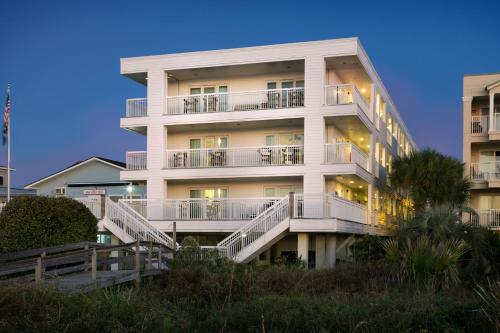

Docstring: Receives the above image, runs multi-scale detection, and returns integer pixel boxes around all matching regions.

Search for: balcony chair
[183,97,200,113]
[209,150,226,167]
[173,152,188,167]
[259,147,272,165]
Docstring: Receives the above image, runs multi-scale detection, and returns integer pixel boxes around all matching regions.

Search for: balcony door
[190,188,228,219]
[267,80,304,107]
[479,150,500,179]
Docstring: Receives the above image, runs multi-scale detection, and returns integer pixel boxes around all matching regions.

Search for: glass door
[281,81,294,107]
[218,86,228,112]
[203,87,216,112]
[190,139,201,167]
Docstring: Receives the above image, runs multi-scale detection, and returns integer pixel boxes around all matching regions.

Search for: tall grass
[0,263,492,332]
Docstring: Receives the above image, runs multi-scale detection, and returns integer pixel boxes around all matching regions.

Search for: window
[265,132,303,146]
[190,188,228,199]
[55,187,66,196]
[0,176,3,186]
[264,186,302,197]
[97,233,112,245]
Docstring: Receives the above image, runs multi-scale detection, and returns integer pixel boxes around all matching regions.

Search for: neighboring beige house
[98,38,417,268]
[463,72,500,230]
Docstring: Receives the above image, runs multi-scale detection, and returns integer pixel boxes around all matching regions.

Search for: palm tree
[389,148,470,213]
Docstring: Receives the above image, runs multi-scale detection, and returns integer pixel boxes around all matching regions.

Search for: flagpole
[7,84,10,202]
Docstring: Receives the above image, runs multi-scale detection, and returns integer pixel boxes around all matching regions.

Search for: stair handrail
[217,195,289,258]
[106,198,177,250]
[116,199,177,249]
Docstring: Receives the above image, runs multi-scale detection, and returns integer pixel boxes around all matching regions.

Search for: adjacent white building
[105,38,416,267]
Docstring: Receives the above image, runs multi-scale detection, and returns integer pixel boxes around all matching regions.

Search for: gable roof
[24,156,126,189]
[486,79,500,91]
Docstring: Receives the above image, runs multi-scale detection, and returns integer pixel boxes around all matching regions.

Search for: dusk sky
[0,0,499,187]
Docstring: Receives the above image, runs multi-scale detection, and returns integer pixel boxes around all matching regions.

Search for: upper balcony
[165,145,304,169]
[324,142,369,171]
[324,55,373,122]
[165,87,304,115]
[324,84,370,119]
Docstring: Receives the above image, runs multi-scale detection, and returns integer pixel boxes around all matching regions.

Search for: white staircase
[217,196,290,263]
[103,198,177,250]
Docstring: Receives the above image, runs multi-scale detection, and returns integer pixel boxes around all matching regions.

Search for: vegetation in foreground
[0,261,496,333]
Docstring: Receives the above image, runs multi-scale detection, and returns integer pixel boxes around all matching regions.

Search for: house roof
[486,79,500,91]
[24,156,126,189]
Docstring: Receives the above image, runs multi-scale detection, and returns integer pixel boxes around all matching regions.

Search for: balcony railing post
[288,192,295,218]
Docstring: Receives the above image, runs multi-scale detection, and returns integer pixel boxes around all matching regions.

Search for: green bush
[172,236,233,272]
[0,196,98,252]
[350,235,386,262]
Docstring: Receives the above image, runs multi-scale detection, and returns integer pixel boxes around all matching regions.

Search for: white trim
[24,157,126,189]
[486,80,500,91]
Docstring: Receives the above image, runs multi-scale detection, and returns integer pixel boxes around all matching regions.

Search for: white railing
[126,98,147,117]
[121,197,281,221]
[324,143,369,170]
[217,196,289,259]
[165,145,304,168]
[495,113,500,131]
[75,197,102,219]
[107,198,176,249]
[324,84,370,119]
[471,115,488,134]
[470,209,500,229]
[126,151,147,170]
[470,162,489,181]
[470,161,500,181]
[165,88,304,115]
[293,193,367,224]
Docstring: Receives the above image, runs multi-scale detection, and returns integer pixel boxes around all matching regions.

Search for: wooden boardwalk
[0,241,170,292]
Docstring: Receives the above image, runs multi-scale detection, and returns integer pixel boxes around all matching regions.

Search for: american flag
[3,86,10,145]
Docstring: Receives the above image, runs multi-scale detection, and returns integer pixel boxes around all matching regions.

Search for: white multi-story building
[107,38,416,268]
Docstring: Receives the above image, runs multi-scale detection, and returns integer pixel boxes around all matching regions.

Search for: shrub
[350,235,386,262]
[476,279,500,331]
[172,236,232,271]
[383,236,468,289]
[0,196,98,252]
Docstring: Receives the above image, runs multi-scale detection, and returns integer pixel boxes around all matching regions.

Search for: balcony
[165,145,304,168]
[470,162,500,181]
[126,98,147,117]
[324,142,369,170]
[122,197,280,221]
[293,193,368,224]
[324,84,370,120]
[471,115,488,135]
[126,151,147,170]
[470,209,500,230]
[165,88,304,115]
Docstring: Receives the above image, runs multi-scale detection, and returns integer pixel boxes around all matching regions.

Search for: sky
[0,0,499,187]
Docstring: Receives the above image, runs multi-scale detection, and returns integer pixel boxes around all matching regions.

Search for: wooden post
[91,248,97,282]
[158,245,162,270]
[135,241,141,287]
[135,241,141,271]
[35,257,43,284]
[84,244,89,271]
[40,251,47,274]
[289,192,295,218]
[146,241,152,271]
[172,221,177,258]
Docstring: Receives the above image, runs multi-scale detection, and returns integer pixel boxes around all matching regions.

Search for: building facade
[116,38,416,267]
[463,73,500,230]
